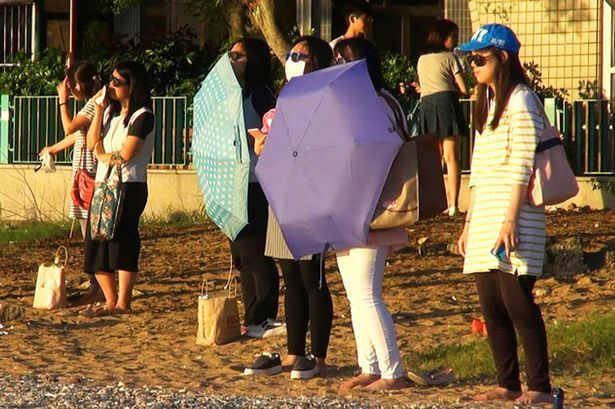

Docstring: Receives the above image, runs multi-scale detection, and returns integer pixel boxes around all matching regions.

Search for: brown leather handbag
[371,94,447,229]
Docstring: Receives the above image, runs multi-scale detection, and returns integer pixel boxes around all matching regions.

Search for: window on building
[44,0,69,52]
[141,2,167,40]
[1,1,34,63]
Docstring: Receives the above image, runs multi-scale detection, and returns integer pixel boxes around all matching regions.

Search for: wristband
[59,101,68,106]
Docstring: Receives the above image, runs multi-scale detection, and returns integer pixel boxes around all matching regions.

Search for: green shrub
[0,49,66,96]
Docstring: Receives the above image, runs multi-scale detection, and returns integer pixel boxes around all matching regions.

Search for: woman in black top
[84,61,155,316]
[228,38,280,333]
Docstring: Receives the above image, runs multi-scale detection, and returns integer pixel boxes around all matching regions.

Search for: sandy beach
[0,209,613,408]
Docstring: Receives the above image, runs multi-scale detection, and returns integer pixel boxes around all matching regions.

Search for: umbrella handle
[233,125,243,163]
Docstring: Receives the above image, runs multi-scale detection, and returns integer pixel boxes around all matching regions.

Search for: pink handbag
[526,95,579,206]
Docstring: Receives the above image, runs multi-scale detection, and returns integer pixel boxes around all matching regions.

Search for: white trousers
[336,246,404,379]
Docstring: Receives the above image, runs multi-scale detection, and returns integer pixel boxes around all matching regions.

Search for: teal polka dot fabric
[193,54,250,240]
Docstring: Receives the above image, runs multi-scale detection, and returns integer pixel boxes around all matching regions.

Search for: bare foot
[282,355,299,369]
[339,374,381,392]
[112,307,131,315]
[68,289,105,307]
[473,387,522,401]
[364,377,409,391]
[79,306,111,317]
[517,391,553,405]
[79,306,131,317]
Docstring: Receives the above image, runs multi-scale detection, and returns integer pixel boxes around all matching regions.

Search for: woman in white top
[456,24,552,405]
[84,61,155,317]
[39,62,102,305]
[416,19,468,216]
[333,38,409,392]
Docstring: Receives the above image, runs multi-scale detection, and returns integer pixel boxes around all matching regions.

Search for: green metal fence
[3,95,189,166]
[455,97,614,175]
[0,94,612,176]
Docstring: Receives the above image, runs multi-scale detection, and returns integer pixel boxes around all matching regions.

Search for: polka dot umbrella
[193,53,250,240]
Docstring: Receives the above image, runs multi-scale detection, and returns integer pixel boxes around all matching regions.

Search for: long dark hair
[231,37,274,95]
[334,38,386,91]
[109,61,152,127]
[291,35,333,74]
[474,47,529,132]
[66,61,101,99]
[424,19,458,53]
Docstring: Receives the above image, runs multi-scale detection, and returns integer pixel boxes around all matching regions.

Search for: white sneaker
[261,319,286,338]
[245,319,286,339]
[448,206,458,217]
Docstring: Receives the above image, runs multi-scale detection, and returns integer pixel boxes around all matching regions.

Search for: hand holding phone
[491,245,506,260]
[95,86,107,106]
[248,128,267,156]
[247,128,266,141]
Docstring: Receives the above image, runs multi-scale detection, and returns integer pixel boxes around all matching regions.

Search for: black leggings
[230,183,279,326]
[279,258,333,358]
[474,270,551,393]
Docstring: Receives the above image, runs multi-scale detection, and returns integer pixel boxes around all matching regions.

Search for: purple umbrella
[255,60,402,259]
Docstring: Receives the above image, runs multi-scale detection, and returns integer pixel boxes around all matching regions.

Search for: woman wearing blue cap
[456,24,553,405]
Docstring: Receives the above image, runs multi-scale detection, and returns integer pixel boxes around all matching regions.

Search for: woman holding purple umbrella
[244,36,334,381]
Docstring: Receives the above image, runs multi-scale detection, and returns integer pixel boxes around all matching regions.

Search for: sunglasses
[286,52,310,62]
[229,51,246,62]
[110,75,129,87]
[466,54,493,67]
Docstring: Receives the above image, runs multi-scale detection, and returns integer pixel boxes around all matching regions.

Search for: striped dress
[69,99,97,220]
[463,84,546,277]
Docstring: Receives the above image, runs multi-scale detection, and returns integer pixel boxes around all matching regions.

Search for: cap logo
[472,28,489,42]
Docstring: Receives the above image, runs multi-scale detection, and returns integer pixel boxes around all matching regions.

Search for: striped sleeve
[507,90,542,185]
[77,98,96,121]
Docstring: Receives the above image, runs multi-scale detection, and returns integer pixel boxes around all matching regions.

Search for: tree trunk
[226,1,247,38]
[248,0,292,63]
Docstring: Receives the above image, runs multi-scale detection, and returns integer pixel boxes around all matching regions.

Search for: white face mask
[285,59,306,81]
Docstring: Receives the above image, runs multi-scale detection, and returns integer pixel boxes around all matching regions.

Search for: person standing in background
[416,19,468,217]
[329,1,374,49]
[39,62,103,306]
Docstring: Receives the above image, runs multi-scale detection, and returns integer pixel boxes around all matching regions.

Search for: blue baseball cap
[456,24,520,54]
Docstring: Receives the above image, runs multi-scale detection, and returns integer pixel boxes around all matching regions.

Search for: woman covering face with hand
[83,61,155,317]
[39,62,103,306]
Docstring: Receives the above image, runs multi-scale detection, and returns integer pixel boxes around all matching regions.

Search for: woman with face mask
[39,62,103,306]
[243,36,334,381]
[226,38,281,338]
[456,24,552,405]
[332,38,409,392]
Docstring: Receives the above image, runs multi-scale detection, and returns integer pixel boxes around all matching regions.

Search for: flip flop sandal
[407,368,454,387]
[79,306,111,318]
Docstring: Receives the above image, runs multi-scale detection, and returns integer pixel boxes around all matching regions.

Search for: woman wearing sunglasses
[83,61,155,317]
[227,38,282,337]
[243,36,334,381]
[456,24,552,405]
[332,37,408,392]
[416,19,468,217]
[39,62,103,306]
